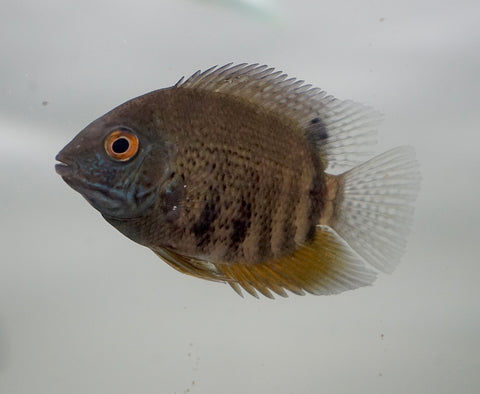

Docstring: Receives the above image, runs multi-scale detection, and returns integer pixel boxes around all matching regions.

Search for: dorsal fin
[176,63,380,172]
[154,226,377,298]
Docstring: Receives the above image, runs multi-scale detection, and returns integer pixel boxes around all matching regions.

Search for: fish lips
[55,153,92,201]
[55,152,77,179]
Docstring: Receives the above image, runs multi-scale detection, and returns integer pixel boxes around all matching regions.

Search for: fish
[55,63,420,298]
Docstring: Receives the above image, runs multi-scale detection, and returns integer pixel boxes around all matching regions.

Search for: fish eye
[105,129,139,161]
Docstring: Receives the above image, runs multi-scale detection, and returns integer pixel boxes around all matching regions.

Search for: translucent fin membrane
[220,227,377,298]
[316,99,380,173]
[331,146,421,273]
[155,227,377,299]
[177,63,380,172]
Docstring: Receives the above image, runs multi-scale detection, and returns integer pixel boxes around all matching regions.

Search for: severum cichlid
[55,63,420,298]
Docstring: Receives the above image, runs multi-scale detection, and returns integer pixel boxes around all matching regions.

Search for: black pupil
[112,137,130,154]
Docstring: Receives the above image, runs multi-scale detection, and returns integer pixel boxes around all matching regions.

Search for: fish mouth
[54,146,159,219]
[55,153,76,178]
[55,162,72,177]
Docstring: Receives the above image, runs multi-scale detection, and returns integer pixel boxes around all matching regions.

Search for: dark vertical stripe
[191,201,218,247]
[256,211,273,262]
[230,199,252,249]
[282,192,299,253]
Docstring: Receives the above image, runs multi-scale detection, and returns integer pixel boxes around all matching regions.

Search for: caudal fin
[329,146,421,273]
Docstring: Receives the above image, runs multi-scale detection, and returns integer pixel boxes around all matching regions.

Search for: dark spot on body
[256,212,273,261]
[280,216,297,254]
[191,202,218,247]
[305,224,317,243]
[308,117,328,142]
[230,200,252,248]
[309,171,326,224]
[231,220,248,245]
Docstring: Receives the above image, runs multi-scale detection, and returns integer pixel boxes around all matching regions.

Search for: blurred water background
[1,1,479,393]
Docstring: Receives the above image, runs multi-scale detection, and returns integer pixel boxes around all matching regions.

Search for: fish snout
[55,151,76,178]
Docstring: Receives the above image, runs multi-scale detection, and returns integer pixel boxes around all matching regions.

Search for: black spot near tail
[308,117,328,142]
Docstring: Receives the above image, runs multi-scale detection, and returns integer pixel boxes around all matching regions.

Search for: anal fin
[219,226,376,298]
[153,227,376,298]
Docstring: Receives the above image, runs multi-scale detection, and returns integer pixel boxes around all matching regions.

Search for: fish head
[55,105,173,219]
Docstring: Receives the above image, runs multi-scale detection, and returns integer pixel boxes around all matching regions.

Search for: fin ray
[218,226,376,298]
[177,63,379,172]
[154,227,377,298]
[329,146,421,273]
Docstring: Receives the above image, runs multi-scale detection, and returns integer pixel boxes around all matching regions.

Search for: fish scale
[162,89,324,264]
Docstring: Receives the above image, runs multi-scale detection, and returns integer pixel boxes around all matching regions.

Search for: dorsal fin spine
[177,63,380,171]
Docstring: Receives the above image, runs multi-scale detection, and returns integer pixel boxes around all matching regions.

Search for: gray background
[1,0,479,393]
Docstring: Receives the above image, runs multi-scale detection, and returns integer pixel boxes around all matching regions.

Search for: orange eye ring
[105,129,139,161]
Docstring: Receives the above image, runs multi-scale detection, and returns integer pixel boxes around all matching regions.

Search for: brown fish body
[105,87,326,265]
[56,64,420,298]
